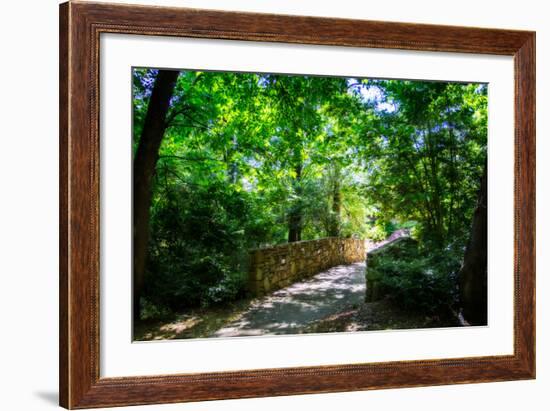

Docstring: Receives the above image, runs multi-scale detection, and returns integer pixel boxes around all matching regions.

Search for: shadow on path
[213,262,366,337]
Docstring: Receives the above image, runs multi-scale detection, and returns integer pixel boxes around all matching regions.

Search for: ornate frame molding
[59,1,535,408]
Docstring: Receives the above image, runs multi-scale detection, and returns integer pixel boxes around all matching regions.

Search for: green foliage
[357,80,487,249]
[367,239,461,313]
[133,68,487,316]
[144,180,256,312]
[365,225,387,242]
[140,298,173,322]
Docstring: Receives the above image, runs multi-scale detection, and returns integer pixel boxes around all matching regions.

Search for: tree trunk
[288,163,303,242]
[288,215,302,242]
[458,164,488,325]
[133,70,179,321]
[328,167,341,237]
[227,134,239,184]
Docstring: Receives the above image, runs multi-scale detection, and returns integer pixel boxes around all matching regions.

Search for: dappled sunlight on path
[213,262,366,337]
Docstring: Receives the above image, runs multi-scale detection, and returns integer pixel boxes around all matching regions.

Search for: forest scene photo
[132,68,488,341]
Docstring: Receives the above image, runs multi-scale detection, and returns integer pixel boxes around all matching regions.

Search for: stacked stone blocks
[248,237,366,296]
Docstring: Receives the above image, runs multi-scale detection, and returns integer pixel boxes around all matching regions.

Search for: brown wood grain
[59,1,536,408]
[59,2,69,407]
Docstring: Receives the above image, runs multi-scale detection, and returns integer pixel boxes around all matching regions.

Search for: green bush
[143,181,255,314]
[139,298,173,321]
[365,224,387,242]
[367,238,460,314]
[202,272,248,307]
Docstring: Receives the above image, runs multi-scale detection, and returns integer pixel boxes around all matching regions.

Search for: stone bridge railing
[248,237,366,296]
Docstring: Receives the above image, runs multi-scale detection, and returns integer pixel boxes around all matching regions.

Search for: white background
[0,0,547,410]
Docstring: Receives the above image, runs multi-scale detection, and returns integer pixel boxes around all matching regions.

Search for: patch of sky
[169,94,182,108]
[241,176,256,192]
[380,135,389,149]
[245,157,262,169]
[270,135,281,144]
[346,78,397,113]
[133,68,159,100]
[475,84,487,94]
[376,102,397,113]
[446,105,461,113]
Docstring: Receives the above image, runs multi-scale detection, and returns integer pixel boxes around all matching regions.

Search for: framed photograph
[59,1,535,408]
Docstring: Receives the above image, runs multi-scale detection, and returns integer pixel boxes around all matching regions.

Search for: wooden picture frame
[59,1,535,408]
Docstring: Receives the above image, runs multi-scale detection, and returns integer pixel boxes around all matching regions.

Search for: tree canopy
[132,68,487,321]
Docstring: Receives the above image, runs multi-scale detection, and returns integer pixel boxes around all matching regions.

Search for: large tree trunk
[458,164,488,325]
[133,70,179,321]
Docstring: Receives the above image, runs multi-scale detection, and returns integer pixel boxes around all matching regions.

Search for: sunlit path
[213,262,366,337]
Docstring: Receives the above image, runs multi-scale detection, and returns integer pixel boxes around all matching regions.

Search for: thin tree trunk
[227,134,239,184]
[447,126,457,238]
[427,132,444,243]
[288,163,303,242]
[133,70,179,321]
[328,165,341,237]
[458,164,488,325]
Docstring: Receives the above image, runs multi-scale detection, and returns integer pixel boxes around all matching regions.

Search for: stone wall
[248,237,366,296]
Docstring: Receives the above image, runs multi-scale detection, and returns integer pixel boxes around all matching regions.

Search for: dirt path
[212,262,366,337]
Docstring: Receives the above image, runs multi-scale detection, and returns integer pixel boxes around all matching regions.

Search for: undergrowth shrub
[367,238,460,314]
[141,181,255,317]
